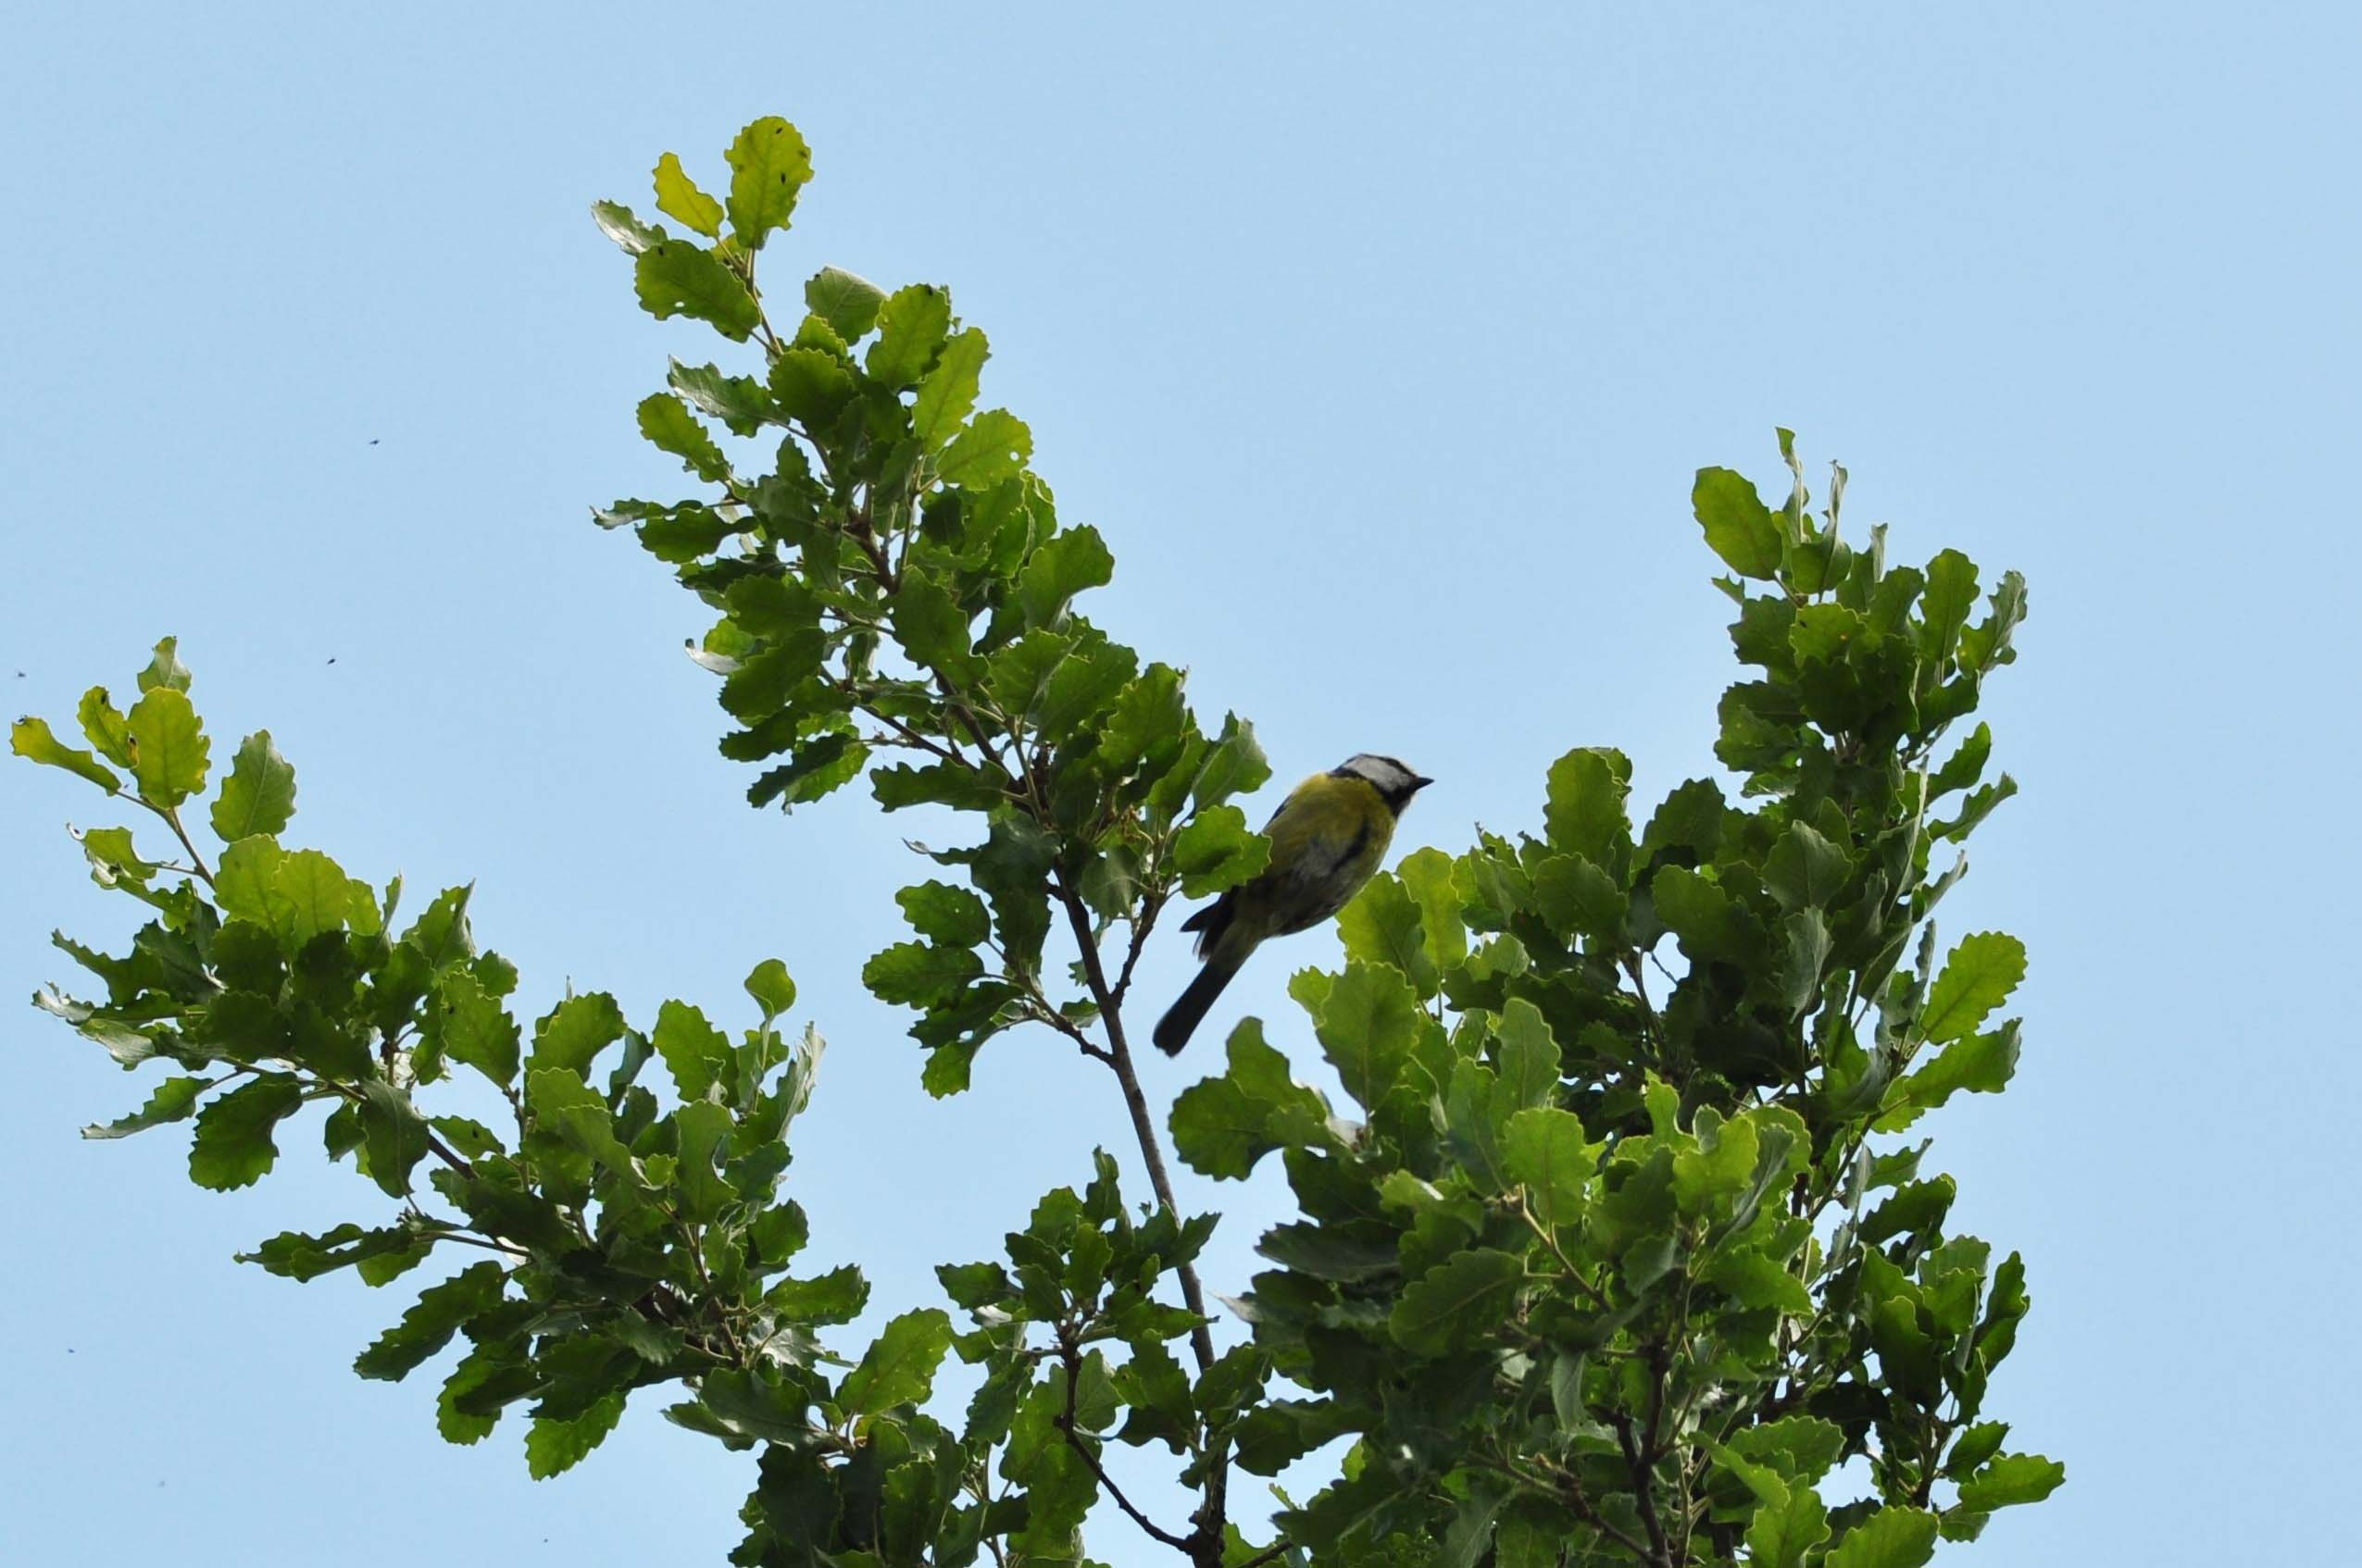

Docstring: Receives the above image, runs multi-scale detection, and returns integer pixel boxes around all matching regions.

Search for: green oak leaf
[1956,1452,2065,1512]
[862,940,984,1006]
[1652,863,1757,964]
[1338,871,1432,993]
[723,115,811,249]
[1944,1421,2011,1480]
[1693,467,1783,579]
[633,240,760,341]
[1306,960,1425,1111]
[1398,845,1468,975]
[1015,527,1114,630]
[527,1067,634,1174]
[744,957,797,1020]
[355,1262,507,1381]
[266,848,354,949]
[1880,1021,2021,1130]
[1503,1106,1594,1229]
[526,1392,628,1480]
[653,999,731,1101]
[767,347,855,424]
[1530,852,1626,943]
[138,637,192,693]
[1169,1018,1334,1179]
[1920,932,2027,1043]
[590,199,664,255]
[1725,1415,1846,1487]
[867,283,952,389]
[431,969,521,1088]
[767,1263,870,1325]
[1919,550,1980,663]
[209,730,297,840]
[126,686,208,807]
[1543,746,1632,870]
[1824,1506,1939,1568]
[530,991,625,1078]
[652,150,723,235]
[188,1073,305,1190]
[891,568,978,676]
[637,392,730,483]
[915,328,989,452]
[805,267,884,341]
[357,1080,432,1199]
[77,686,135,765]
[11,716,121,793]
[1745,1482,1831,1568]
[1171,804,1271,899]
[1706,1251,1813,1315]
[837,1307,954,1417]
[1389,1248,1524,1355]
[237,1223,415,1282]
[897,881,991,948]
[669,359,772,436]
[81,1075,205,1139]
[938,408,1033,490]
[1762,821,1848,912]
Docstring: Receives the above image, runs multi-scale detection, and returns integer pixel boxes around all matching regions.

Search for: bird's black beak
[1411,776,1434,791]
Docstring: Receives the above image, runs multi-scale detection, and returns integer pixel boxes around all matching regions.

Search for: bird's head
[1334,753,1434,815]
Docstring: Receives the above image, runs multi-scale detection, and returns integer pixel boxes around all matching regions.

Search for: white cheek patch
[1339,753,1420,795]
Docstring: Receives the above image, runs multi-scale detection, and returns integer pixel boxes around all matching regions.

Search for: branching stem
[142,800,215,885]
[1053,1333,1194,1551]
[1054,877,1215,1375]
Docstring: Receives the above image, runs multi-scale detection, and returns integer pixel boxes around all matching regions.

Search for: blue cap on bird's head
[1333,753,1433,811]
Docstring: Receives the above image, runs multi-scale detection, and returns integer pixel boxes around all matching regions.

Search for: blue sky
[5,4,2355,1563]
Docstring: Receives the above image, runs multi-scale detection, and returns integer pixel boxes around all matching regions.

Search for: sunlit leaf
[210,730,296,840]
[11,716,120,793]
[126,686,208,807]
[652,151,723,236]
[634,240,759,341]
[723,116,812,248]
[837,1308,954,1417]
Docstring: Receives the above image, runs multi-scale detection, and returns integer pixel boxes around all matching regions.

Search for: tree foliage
[16,117,2055,1566]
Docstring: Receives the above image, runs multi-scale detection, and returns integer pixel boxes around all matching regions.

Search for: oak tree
[15,116,2056,1567]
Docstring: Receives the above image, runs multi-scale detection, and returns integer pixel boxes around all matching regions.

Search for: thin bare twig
[140,800,215,884]
[1054,876,1216,1376]
[1054,1337,1195,1552]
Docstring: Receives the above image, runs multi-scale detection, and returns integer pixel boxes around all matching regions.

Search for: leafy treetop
[15,114,2054,1568]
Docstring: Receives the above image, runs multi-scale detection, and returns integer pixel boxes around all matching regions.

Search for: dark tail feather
[1154,954,1243,1056]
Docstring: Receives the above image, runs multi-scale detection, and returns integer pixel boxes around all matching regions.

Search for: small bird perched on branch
[1154,753,1432,1055]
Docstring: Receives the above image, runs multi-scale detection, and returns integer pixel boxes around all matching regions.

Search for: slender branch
[1054,1336,1195,1552]
[1622,1331,1681,1568]
[669,1203,747,1362]
[418,1125,477,1178]
[936,678,1004,764]
[1110,890,1167,1009]
[842,679,969,766]
[419,1226,528,1260]
[1612,1399,1673,1567]
[1477,1451,1652,1561]
[1018,995,1111,1064]
[317,1077,478,1180]
[1233,1547,1298,1568]
[1514,1196,1611,1309]
[141,800,215,884]
[978,1464,1011,1568]
[1054,876,1216,1376]
[1054,870,1238,1567]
